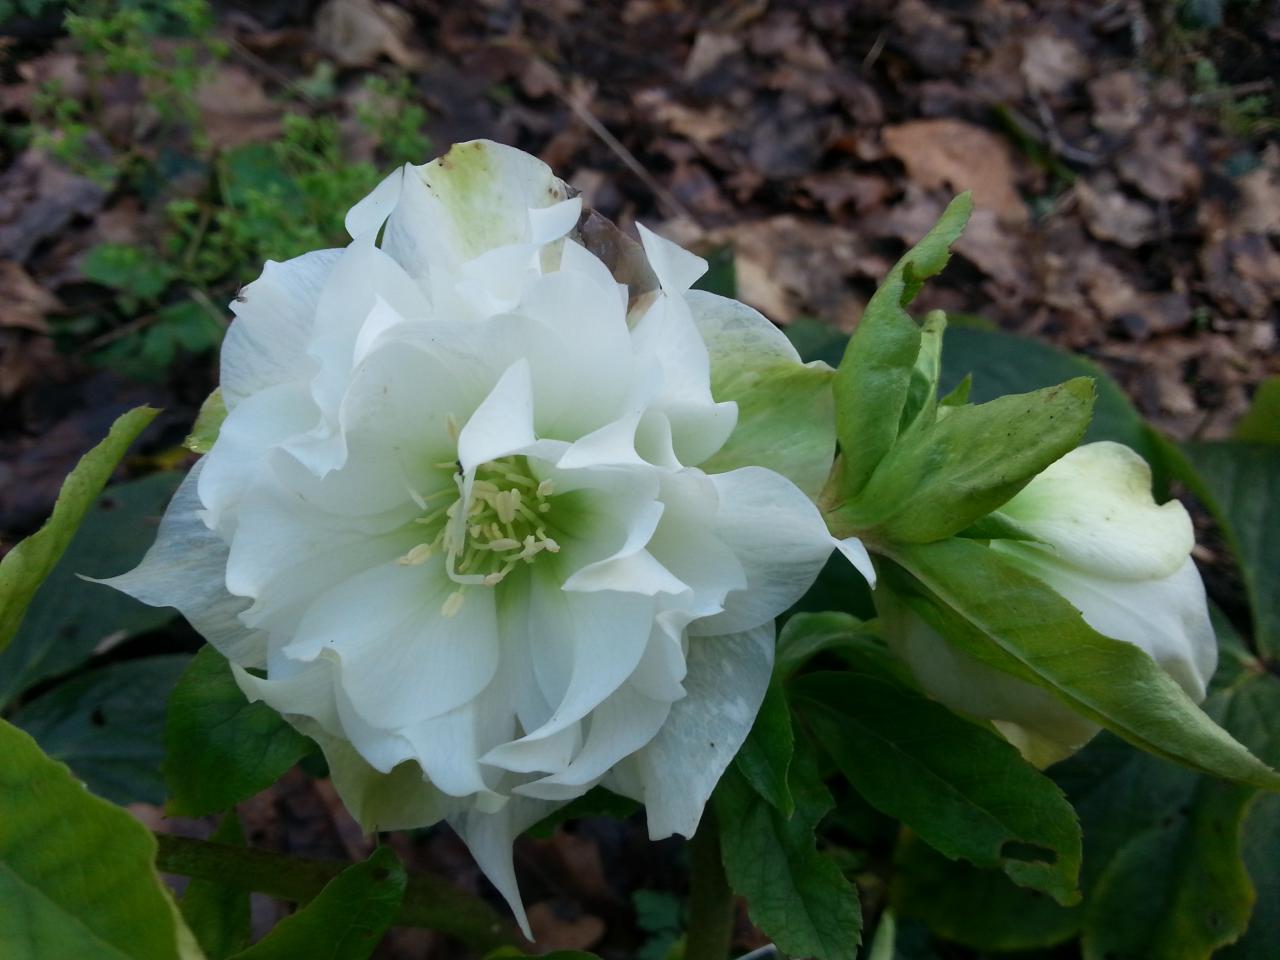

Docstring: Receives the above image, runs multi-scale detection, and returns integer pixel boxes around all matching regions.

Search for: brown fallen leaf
[1088,70,1149,135]
[1115,120,1202,203]
[1075,177,1157,248]
[313,0,424,69]
[526,901,606,952]
[0,260,60,333]
[1235,159,1280,236]
[1021,28,1089,97]
[882,119,1028,225]
[196,65,282,150]
[0,150,107,264]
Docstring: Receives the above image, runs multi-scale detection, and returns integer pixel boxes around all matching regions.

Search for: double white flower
[109,140,866,931]
[888,441,1218,764]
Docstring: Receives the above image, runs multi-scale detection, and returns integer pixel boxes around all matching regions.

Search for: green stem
[685,809,735,960]
[153,833,517,952]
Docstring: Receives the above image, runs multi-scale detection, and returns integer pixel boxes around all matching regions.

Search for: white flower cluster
[110,140,867,932]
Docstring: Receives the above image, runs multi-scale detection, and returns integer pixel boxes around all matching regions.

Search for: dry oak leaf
[313,0,423,69]
[1075,178,1157,248]
[0,261,60,333]
[882,119,1028,225]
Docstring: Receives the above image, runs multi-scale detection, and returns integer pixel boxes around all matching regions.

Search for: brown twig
[559,85,700,227]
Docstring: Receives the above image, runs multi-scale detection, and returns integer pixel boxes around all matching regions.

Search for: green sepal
[898,310,947,433]
[833,193,971,498]
[833,378,1094,544]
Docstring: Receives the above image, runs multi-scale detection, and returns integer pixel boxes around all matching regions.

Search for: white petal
[515,266,634,438]
[344,164,406,239]
[225,488,417,640]
[221,249,340,408]
[287,562,500,728]
[308,726,452,833]
[832,536,876,587]
[485,582,654,769]
[198,381,319,535]
[457,359,537,473]
[683,289,801,368]
[404,702,501,798]
[516,682,673,800]
[384,140,571,278]
[555,412,647,471]
[97,462,265,667]
[561,499,676,594]
[645,470,747,620]
[630,623,775,838]
[528,196,583,245]
[997,441,1194,580]
[449,796,561,940]
[689,467,834,637]
[232,659,342,737]
[628,622,689,702]
[629,291,736,466]
[637,222,707,293]
[995,545,1217,702]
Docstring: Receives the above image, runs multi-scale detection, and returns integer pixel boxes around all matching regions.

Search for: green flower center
[399,456,560,617]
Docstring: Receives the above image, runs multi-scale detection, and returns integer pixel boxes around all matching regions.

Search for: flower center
[399,456,560,617]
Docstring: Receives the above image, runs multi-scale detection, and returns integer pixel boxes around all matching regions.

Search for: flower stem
[685,809,735,960]
[153,832,518,951]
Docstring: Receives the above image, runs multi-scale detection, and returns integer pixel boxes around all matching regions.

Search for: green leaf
[165,645,314,816]
[1080,676,1280,960]
[186,388,227,454]
[692,291,836,498]
[228,846,405,960]
[716,740,862,960]
[82,244,175,301]
[0,407,158,658]
[0,719,197,959]
[890,834,1081,952]
[733,681,794,817]
[181,814,251,960]
[1220,792,1280,958]
[835,378,1095,543]
[775,611,879,680]
[10,654,189,804]
[833,193,971,497]
[1180,442,1280,654]
[883,537,1280,790]
[1234,377,1280,444]
[0,470,181,705]
[796,662,1082,904]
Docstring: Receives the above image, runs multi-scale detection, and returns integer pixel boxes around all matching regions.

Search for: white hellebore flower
[107,140,870,933]
[888,440,1217,765]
